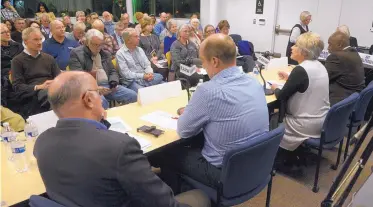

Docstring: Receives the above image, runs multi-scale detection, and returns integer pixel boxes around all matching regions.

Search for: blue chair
[344,82,373,160]
[29,195,65,207]
[182,125,285,207]
[304,93,359,193]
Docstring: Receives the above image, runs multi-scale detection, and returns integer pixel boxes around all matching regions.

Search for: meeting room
[1,0,373,206]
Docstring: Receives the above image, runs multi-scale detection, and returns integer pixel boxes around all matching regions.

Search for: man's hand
[278,71,289,81]
[143,73,154,81]
[98,86,112,96]
[35,80,53,90]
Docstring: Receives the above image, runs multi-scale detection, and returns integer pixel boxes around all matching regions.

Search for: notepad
[140,111,178,130]
[107,117,132,133]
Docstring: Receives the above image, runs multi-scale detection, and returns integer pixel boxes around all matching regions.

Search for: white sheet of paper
[198,68,208,75]
[28,110,59,134]
[127,133,152,151]
[140,111,178,130]
[107,117,132,134]
[138,81,182,106]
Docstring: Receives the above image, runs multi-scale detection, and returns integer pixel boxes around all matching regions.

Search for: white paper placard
[180,64,197,76]
[138,81,182,106]
[257,54,270,66]
[318,50,373,67]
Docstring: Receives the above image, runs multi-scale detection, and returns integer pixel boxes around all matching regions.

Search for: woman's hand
[278,71,289,81]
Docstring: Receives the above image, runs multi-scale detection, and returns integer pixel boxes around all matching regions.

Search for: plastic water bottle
[253,66,260,76]
[11,141,28,173]
[24,119,38,167]
[24,119,39,139]
[1,122,17,161]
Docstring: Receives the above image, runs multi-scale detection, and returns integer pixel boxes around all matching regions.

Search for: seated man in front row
[116,28,164,92]
[160,34,269,188]
[34,71,210,207]
[69,29,137,105]
[11,27,61,116]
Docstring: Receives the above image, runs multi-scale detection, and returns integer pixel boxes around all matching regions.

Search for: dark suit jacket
[34,119,188,207]
[325,47,365,106]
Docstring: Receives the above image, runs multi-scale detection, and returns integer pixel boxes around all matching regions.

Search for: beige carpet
[234,129,373,207]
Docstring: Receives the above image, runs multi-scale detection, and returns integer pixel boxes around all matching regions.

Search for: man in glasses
[42,20,80,70]
[69,29,137,107]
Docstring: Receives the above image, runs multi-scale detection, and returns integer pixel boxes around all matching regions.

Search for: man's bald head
[199,34,237,78]
[51,20,66,38]
[328,31,350,53]
[160,12,167,22]
[92,20,105,33]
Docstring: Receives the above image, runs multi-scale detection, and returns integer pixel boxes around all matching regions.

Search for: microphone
[178,78,191,101]
[256,51,282,59]
[256,54,274,96]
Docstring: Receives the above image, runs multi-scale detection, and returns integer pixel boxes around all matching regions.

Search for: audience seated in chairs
[65,22,86,45]
[170,24,202,85]
[112,22,126,54]
[11,18,26,43]
[39,14,52,39]
[270,32,330,174]
[336,25,358,48]
[42,20,80,70]
[189,18,202,47]
[153,12,167,36]
[203,24,216,40]
[35,2,56,21]
[102,11,115,36]
[116,28,164,92]
[75,11,86,24]
[33,71,210,207]
[157,34,269,190]
[91,19,115,57]
[1,23,23,108]
[11,27,61,118]
[325,31,365,106]
[68,29,137,106]
[188,13,203,31]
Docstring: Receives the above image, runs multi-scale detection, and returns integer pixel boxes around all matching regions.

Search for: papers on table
[107,117,132,133]
[197,68,208,75]
[127,133,152,151]
[28,110,59,134]
[140,111,178,130]
[267,80,285,90]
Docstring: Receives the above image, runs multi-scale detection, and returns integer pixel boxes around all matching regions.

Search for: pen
[267,82,272,86]
[171,117,179,120]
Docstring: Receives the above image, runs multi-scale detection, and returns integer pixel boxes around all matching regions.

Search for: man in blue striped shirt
[160,34,269,188]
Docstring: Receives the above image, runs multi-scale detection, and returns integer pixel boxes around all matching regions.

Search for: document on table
[28,110,59,134]
[128,133,152,151]
[140,111,178,130]
[107,117,132,133]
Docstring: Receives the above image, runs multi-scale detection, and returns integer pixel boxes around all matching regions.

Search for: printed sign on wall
[256,0,264,14]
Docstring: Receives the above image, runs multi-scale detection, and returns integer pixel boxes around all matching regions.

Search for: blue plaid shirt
[177,66,269,166]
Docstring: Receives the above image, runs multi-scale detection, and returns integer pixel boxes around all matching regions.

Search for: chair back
[164,36,177,54]
[229,34,242,45]
[29,195,65,207]
[352,81,373,122]
[322,93,359,145]
[220,125,284,198]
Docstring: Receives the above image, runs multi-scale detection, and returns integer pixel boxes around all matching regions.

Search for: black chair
[344,82,373,160]
[304,93,359,193]
[182,125,285,207]
[229,34,242,44]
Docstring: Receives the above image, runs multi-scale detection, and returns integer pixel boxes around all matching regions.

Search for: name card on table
[319,50,373,67]
[180,64,197,76]
[257,54,270,66]
[138,81,182,106]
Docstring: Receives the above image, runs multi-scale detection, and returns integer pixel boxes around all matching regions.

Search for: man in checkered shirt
[1,0,20,21]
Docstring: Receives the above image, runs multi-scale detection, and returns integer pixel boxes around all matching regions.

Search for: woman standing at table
[286,11,312,65]
[271,32,330,172]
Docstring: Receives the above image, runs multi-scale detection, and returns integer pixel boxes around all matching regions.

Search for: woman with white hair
[272,32,330,170]
[286,11,312,65]
[189,18,202,47]
[336,25,358,48]
[159,19,178,43]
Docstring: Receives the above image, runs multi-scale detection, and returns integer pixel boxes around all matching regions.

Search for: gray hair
[300,11,311,22]
[336,25,351,37]
[166,19,177,30]
[177,24,190,39]
[76,11,85,18]
[40,13,50,21]
[190,18,199,24]
[73,22,86,31]
[85,29,104,43]
[22,27,42,41]
[296,32,324,60]
[122,28,137,42]
[48,75,88,110]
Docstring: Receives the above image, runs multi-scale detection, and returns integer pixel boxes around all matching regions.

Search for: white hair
[166,19,177,30]
[300,11,311,22]
[73,22,86,31]
[296,32,324,60]
[40,13,50,21]
[190,18,200,24]
[85,29,104,42]
[122,28,137,42]
[76,11,85,18]
[177,24,190,39]
[336,25,351,37]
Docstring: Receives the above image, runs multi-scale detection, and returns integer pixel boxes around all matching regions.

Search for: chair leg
[266,171,274,207]
[344,124,353,161]
[331,139,344,170]
[313,147,323,193]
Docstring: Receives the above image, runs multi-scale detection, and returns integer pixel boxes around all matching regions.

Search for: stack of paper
[107,117,132,133]
[140,111,178,130]
[128,133,152,150]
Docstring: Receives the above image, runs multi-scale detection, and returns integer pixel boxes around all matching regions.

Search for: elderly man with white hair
[286,11,312,65]
[69,29,137,106]
[102,11,115,36]
[116,28,164,92]
[40,13,52,39]
[65,22,86,44]
[336,25,358,48]
[42,20,79,70]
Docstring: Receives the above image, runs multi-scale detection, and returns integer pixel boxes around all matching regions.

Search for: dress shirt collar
[61,118,107,130]
[23,49,40,58]
[211,66,240,81]
[121,42,138,52]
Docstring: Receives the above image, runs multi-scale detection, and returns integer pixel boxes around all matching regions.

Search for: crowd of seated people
[1,6,372,206]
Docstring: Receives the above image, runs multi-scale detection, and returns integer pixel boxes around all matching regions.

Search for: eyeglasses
[1,31,11,34]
